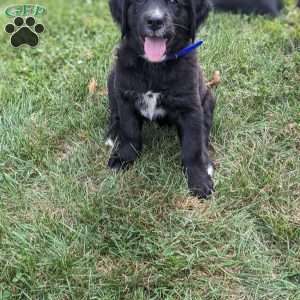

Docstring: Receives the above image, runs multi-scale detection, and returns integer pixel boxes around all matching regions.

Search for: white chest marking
[139,91,166,121]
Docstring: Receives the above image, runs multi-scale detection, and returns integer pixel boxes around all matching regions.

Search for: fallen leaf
[88,78,98,94]
[207,70,221,88]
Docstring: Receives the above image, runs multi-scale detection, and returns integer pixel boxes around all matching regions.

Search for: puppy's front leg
[177,109,213,199]
[108,96,143,171]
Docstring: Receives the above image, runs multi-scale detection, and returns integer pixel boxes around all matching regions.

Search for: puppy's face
[110,0,210,63]
[133,0,189,62]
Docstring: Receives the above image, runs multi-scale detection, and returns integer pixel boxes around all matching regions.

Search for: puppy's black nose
[145,15,164,31]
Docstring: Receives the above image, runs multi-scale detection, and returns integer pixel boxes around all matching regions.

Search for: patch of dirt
[175,196,210,212]
[56,142,76,161]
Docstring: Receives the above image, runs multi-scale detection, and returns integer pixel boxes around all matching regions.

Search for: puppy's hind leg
[106,70,120,149]
[201,88,216,178]
[177,109,214,199]
[201,88,216,148]
[105,109,120,149]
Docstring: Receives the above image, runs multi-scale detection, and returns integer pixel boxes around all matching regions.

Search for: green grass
[0,0,300,299]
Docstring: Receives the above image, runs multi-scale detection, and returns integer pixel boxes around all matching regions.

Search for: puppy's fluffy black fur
[211,0,283,16]
[107,0,215,198]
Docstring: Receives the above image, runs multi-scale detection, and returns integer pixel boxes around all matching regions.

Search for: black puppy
[107,0,215,198]
[211,0,283,16]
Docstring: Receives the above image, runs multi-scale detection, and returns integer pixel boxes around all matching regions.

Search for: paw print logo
[5,16,45,48]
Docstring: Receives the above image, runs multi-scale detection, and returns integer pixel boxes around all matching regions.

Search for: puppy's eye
[168,0,178,4]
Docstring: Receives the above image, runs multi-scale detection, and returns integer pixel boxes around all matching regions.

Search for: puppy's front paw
[108,156,130,172]
[188,170,214,199]
[108,142,140,172]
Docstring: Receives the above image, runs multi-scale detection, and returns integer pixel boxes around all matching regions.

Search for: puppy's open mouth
[144,37,167,63]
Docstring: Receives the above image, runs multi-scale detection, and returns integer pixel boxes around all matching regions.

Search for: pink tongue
[144,37,167,63]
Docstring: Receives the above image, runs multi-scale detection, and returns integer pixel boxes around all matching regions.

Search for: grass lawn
[0,0,300,299]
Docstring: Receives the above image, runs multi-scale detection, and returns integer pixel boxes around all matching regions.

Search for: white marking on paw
[139,91,166,121]
[105,138,115,148]
[207,164,214,177]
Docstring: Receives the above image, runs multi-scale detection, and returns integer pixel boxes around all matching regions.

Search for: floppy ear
[121,0,130,37]
[109,0,130,38]
[190,0,211,40]
[189,0,197,42]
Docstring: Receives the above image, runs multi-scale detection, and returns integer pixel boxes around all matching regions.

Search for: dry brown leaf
[207,70,221,88]
[88,78,98,94]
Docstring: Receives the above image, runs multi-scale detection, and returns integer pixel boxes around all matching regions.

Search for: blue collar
[164,40,204,62]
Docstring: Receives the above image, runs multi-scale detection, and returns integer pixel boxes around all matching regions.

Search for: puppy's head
[109,0,211,63]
